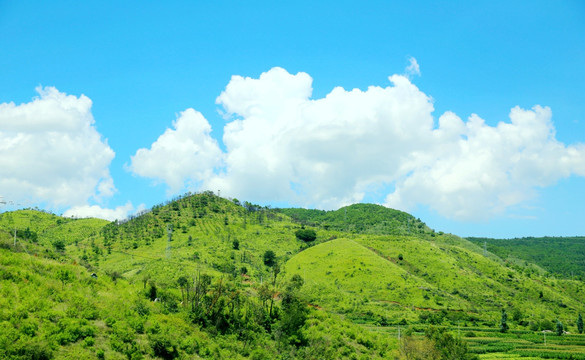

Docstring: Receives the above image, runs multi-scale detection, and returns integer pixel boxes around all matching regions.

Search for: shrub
[263,250,276,267]
[53,239,65,252]
[295,229,317,242]
[149,332,179,359]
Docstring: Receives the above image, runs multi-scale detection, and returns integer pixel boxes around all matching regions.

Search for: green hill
[285,234,585,327]
[278,203,430,235]
[2,193,585,359]
[468,236,585,280]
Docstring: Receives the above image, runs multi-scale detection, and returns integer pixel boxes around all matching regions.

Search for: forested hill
[2,192,585,359]
[468,236,585,280]
[277,203,431,235]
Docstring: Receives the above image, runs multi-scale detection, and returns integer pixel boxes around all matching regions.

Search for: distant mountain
[468,236,585,279]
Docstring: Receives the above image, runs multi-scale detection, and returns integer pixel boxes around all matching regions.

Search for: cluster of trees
[144,269,309,352]
[399,326,478,360]
[500,309,585,336]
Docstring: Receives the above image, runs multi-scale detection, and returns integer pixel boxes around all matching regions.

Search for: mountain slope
[285,232,585,329]
[468,236,585,279]
[2,193,585,359]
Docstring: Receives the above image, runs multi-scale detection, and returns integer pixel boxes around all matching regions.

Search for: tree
[177,276,189,305]
[232,239,239,250]
[500,309,509,333]
[263,250,276,268]
[424,326,478,360]
[511,308,523,323]
[556,320,564,336]
[578,313,584,334]
[149,283,158,301]
[295,228,317,242]
[400,336,440,360]
[56,268,73,288]
[278,275,308,346]
[53,239,66,252]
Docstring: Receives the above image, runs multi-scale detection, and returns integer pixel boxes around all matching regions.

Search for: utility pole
[398,326,401,343]
[484,241,487,257]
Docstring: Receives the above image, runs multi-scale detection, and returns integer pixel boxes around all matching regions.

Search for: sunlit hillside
[2,192,585,359]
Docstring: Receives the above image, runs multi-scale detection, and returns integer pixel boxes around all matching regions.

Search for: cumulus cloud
[63,202,144,221]
[0,86,115,208]
[128,108,223,194]
[385,106,585,220]
[129,66,585,220]
[207,67,435,209]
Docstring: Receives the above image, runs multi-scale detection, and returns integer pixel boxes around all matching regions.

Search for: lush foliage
[278,203,430,235]
[1,194,585,359]
[468,236,585,279]
[294,229,316,242]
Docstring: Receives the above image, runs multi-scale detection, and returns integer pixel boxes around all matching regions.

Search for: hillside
[278,203,430,235]
[2,193,585,359]
[468,237,585,280]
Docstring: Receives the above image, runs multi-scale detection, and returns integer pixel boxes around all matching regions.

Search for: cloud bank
[63,202,142,222]
[0,87,116,210]
[128,66,585,220]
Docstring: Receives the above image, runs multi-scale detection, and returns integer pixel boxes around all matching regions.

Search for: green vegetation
[468,236,585,279]
[278,203,430,235]
[1,193,585,359]
[294,228,317,242]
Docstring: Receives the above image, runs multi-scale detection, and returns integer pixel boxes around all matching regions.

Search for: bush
[149,332,179,359]
[295,229,317,242]
[263,250,276,267]
[53,239,66,252]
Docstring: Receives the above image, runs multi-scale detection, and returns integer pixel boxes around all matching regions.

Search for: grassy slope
[285,233,585,330]
[2,195,585,359]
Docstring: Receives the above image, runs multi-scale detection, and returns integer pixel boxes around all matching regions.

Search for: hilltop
[2,192,585,359]
[277,203,430,235]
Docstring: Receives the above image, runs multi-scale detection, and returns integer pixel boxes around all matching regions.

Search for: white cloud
[129,66,585,220]
[385,105,585,220]
[63,202,142,221]
[0,86,115,208]
[207,67,435,209]
[405,57,421,77]
[128,108,223,194]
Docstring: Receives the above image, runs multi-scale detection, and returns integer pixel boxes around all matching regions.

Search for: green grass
[2,193,585,359]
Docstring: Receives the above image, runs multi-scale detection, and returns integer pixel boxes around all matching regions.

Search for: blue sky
[1,1,584,238]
